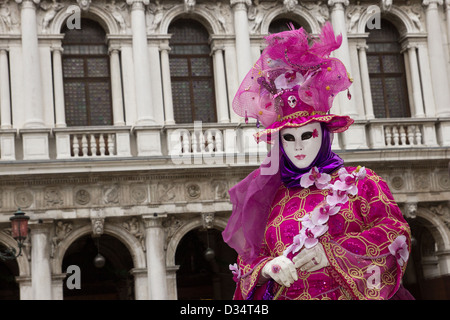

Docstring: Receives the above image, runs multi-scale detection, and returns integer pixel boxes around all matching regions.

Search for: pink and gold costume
[232,167,411,300]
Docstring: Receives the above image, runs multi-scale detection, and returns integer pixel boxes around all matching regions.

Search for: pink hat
[233,22,354,143]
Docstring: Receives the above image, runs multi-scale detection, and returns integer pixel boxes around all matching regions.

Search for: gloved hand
[261,255,298,287]
[292,243,329,272]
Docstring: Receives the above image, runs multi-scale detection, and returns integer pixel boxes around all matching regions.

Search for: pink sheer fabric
[231,167,411,300]
[222,152,282,264]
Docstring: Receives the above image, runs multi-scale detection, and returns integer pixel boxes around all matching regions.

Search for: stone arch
[260,6,322,35]
[166,216,228,267]
[159,5,223,35]
[0,231,30,277]
[415,207,450,252]
[357,5,422,36]
[51,222,146,275]
[49,3,121,35]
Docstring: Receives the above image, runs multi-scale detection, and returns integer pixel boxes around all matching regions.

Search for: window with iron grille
[366,20,410,118]
[61,19,113,127]
[169,19,217,124]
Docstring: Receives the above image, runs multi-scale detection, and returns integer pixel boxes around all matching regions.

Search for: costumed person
[222,22,414,300]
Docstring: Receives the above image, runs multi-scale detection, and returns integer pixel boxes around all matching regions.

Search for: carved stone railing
[1,118,449,162]
[164,122,267,164]
[54,126,132,159]
[366,118,441,149]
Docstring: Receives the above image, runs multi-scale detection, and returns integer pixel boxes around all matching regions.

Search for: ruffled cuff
[234,257,272,300]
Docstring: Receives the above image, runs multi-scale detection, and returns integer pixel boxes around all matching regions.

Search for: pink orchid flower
[326,184,349,206]
[334,168,358,196]
[311,202,341,225]
[388,235,409,267]
[283,232,306,257]
[229,263,241,282]
[300,166,331,189]
[299,216,329,249]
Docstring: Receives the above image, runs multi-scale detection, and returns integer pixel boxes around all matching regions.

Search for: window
[62,19,113,126]
[366,20,410,118]
[269,18,302,34]
[169,19,217,124]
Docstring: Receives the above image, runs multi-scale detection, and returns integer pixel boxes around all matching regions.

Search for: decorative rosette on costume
[232,22,354,143]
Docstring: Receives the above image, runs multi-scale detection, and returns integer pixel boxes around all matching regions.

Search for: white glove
[261,255,298,287]
[292,243,329,272]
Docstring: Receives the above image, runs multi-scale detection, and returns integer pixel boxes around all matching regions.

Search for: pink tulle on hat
[232,22,354,143]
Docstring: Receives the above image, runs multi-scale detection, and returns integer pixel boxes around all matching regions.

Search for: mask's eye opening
[301,132,313,141]
[282,134,295,142]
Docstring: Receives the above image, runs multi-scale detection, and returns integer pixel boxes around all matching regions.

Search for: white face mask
[280,122,322,169]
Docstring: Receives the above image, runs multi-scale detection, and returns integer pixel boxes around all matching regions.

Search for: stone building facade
[0,0,449,299]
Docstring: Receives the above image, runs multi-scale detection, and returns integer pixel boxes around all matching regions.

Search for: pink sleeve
[321,170,411,300]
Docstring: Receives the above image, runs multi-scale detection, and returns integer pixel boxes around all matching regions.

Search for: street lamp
[0,208,30,261]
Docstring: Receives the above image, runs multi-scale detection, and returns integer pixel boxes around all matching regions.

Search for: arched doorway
[404,217,450,299]
[175,228,237,300]
[0,245,20,300]
[62,234,134,300]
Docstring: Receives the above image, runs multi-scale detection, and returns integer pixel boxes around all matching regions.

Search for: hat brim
[254,114,354,143]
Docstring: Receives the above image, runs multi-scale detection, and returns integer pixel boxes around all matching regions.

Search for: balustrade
[367,119,442,149]
[0,118,448,161]
[70,132,116,157]
[53,126,131,159]
[384,124,423,147]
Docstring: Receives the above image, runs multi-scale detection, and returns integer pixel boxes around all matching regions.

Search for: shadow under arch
[260,6,320,35]
[174,225,237,300]
[62,233,134,300]
[51,223,146,276]
[404,208,450,299]
[160,4,223,35]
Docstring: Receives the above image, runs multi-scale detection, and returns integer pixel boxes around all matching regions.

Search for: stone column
[211,43,230,123]
[404,44,425,118]
[423,0,450,117]
[230,0,252,82]
[160,42,175,125]
[224,43,240,123]
[30,221,53,300]
[328,0,359,119]
[109,46,126,126]
[328,0,367,149]
[16,0,50,159]
[143,215,168,300]
[126,0,155,125]
[15,276,32,300]
[445,0,450,68]
[51,45,66,128]
[0,49,11,128]
[357,44,374,119]
[402,43,425,118]
[51,274,67,300]
[437,250,450,276]
[130,268,148,300]
[15,0,45,128]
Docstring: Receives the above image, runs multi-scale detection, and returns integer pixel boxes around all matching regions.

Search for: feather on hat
[232,22,354,143]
